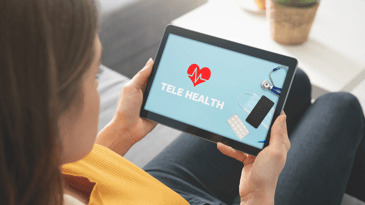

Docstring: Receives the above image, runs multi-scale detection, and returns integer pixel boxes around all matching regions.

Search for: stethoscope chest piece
[261,80,271,90]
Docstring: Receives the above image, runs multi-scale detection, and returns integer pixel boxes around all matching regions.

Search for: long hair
[0,0,99,204]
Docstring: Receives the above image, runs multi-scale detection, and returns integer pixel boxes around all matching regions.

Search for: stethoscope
[261,66,288,96]
[238,65,288,109]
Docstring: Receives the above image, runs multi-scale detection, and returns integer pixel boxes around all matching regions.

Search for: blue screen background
[144,34,287,149]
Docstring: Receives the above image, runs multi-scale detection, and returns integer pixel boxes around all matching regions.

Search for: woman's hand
[113,58,158,144]
[96,59,158,156]
[217,112,290,205]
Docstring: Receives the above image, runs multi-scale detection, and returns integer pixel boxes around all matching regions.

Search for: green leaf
[274,0,319,8]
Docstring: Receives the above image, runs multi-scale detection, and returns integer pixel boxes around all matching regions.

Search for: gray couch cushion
[342,194,365,205]
[97,64,129,132]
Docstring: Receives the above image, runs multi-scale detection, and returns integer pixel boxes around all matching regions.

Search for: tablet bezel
[140,25,298,156]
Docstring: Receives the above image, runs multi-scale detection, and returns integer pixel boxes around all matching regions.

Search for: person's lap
[275,91,365,204]
[142,68,365,205]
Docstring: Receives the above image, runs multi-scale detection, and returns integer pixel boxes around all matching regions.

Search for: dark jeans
[143,68,365,205]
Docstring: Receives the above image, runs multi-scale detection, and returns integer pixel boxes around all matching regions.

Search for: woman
[1,0,364,204]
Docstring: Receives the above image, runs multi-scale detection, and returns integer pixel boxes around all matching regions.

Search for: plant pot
[266,0,320,45]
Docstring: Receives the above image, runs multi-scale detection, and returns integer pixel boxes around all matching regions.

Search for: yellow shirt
[62,144,189,205]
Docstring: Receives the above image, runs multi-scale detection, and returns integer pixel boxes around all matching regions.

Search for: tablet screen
[144,34,288,149]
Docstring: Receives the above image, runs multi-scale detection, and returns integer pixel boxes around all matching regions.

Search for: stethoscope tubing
[266,66,288,96]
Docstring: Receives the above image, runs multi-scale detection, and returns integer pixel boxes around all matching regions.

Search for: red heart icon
[187,64,211,87]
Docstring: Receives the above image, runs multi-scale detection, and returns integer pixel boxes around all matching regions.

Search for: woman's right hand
[217,112,290,205]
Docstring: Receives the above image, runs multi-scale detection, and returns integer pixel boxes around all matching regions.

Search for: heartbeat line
[188,67,208,83]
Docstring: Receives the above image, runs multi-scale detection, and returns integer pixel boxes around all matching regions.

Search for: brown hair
[0,0,99,204]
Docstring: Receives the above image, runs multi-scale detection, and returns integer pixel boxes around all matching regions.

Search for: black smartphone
[246,95,274,128]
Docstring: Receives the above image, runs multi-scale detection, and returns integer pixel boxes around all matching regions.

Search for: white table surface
[172,0,365,93]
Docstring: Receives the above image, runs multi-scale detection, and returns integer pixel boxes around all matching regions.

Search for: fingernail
[146,58,153,65]
[281,114,287,124]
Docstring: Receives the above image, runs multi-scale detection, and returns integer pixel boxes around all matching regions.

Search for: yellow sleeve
[62,144,189,205]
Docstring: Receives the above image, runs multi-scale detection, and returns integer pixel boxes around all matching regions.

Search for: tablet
[140,25,298,156]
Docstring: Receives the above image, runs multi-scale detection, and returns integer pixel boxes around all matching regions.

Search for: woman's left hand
[217,112,290,205]
[112,58,158,144]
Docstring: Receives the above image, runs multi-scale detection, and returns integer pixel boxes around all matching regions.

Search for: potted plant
[265,0,321,45]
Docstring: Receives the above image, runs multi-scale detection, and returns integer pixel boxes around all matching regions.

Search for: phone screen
[246,95,274,128]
